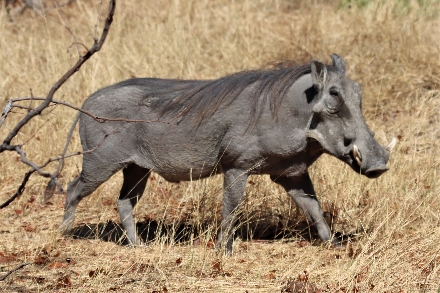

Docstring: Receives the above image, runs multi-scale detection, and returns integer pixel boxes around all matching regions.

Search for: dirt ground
[0,0,439,292]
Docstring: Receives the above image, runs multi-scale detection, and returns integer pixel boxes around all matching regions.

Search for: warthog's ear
[311,60,327,90]
[331,54,346,74]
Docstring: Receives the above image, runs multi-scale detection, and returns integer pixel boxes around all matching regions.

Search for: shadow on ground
[68,220,195,245]
[66,219,353,246]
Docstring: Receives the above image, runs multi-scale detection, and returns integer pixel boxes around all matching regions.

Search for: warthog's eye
[325,90,342,114]
[329,90,339,97]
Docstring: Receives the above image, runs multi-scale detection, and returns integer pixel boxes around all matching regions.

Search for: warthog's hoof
[58,222,74,236]
[124,236,144,247]
[329,232,346,248]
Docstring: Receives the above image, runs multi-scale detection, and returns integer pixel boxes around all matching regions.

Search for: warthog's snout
[364,163,389,178]
[351,137,396,178]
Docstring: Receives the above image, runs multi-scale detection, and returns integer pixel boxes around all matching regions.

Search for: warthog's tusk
[385,137,397,152]
[353,145,362,166]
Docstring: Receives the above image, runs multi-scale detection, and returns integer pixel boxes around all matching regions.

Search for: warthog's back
[78,78,238,181]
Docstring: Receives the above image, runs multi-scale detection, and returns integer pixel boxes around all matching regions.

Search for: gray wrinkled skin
[60,54,391,253]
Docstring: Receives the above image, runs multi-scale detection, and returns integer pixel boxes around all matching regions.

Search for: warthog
[56,54,395,253]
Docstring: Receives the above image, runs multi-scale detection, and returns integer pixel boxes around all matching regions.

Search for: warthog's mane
[160,63,314,125]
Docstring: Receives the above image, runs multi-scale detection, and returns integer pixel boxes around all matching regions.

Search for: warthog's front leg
[271,173,333,244]
[218,168,248,254]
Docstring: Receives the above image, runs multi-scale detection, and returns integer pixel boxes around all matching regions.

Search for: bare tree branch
[1,0,116,149]
[5,124,118,206]
[1,0,185,209]
[0,0,116,209]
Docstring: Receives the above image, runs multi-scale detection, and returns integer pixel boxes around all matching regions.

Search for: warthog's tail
[44,112,81,202]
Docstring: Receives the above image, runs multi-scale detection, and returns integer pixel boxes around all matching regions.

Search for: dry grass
[0,0,439,292]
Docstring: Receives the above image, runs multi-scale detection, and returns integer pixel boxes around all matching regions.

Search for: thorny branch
[0,0,117,209]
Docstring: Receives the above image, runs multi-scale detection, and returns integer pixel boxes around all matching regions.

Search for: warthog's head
[307,54,395,178]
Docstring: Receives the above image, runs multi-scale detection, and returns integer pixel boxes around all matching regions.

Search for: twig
[0,262,33,281]
[10,97,187,124]
[27,89,34,113]
[94,0,103,42]
[15,146,53,178]
[54,2,82,57]
[42,125,122,170]
[0,171,33,209]
[7,0,75,18]
[0,0,117,208]
[21,105,58,146]
[1,0,116,151]
[0,101,12,128]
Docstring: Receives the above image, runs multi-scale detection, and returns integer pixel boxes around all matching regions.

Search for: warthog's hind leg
[60,176,82,234]
[117,164,150,246]
[61,157,123,236]
[61,173,110,235]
